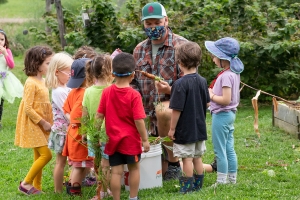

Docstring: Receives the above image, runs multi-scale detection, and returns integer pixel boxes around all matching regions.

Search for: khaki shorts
[173,141,206,158]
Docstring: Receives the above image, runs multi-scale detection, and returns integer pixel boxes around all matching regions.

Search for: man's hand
[155,80,171,94]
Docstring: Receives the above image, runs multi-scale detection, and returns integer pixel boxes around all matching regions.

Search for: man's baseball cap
[141,2,167,21]
[67,58,90,88]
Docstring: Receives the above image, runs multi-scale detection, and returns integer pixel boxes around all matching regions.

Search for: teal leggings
[212,111,237,174]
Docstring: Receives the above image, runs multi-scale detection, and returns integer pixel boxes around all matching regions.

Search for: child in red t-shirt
[96,52,150,200]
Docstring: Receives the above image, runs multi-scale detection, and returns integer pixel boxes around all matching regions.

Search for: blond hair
[45,52,74,89]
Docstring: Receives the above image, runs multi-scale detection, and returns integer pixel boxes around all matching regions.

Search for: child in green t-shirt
[82,53,115,199]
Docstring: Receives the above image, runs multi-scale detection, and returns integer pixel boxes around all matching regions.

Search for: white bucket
[124,143,162,190]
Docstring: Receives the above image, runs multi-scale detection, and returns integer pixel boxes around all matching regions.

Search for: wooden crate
[272,101,300,139]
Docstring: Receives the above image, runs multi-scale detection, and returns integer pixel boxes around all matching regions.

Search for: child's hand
[41,121,52,132]
[0,45,7,56]
[168,129,175,140]
[142,140,150,153]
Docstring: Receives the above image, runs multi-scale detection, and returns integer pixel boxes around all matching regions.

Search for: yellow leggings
[24,146,52,190]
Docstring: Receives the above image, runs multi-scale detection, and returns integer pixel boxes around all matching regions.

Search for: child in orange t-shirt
[62,58,93,196]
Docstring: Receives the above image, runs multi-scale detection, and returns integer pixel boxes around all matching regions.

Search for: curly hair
[73,46,97,60]
[85,54,113,87]
[24,46,54,76]
[0,29,9,49]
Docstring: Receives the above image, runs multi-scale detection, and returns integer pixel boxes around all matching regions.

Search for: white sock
[129,196,138,200]
[228,172,237,184]
[217,172,228,184]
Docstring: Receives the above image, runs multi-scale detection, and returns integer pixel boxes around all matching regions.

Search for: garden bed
[273,101,300,140]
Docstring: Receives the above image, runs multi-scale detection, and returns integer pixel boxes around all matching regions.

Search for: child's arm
[168,110,181,140]
[134,119,150,152]
[38,119,51,132]
[4,48,15,69]
[81,106,89,143]
[94,112,104,131]
[209,87,231,106]
[24,81,50,130]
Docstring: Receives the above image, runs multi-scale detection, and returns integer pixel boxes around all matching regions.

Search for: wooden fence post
[54,0,67,49]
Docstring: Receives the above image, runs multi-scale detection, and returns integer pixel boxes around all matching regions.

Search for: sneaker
[163,165,181,181]
[129,196,140,200]
[210,157,217,172]
[82,176,97,187]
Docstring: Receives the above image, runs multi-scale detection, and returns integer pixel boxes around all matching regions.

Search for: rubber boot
[179,176,194,194]
[193,174,204,191]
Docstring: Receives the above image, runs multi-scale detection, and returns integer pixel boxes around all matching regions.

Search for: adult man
[132,2,188,180]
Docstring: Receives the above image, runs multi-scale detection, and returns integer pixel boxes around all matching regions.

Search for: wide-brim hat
[141,2,167,21]
[205,37,244,74]
[67,58,90,88]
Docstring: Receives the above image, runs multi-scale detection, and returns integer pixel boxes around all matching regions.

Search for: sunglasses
[59,70,71,76]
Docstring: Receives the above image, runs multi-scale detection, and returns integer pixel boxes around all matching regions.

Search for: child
[74,45,97,60]
[82,54,114,200]
[0,29,23,128]
[45,52,73,193]
[205,37,244,185]
[62,58,94,196]
[168,41,210,193]
[96,52,150,200]
[14,46,54,195]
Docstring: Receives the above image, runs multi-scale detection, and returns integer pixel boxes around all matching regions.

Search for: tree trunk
[45,0,52,35]
[54,0,67,49]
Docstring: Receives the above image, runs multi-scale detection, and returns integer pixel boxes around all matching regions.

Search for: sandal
[18,181,42,196]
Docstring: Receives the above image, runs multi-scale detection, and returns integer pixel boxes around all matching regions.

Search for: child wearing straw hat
[205,37,244,186]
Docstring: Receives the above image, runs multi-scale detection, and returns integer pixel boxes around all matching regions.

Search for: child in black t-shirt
[168,41,210,194]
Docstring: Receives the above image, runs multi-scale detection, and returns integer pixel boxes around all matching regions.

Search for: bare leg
[70,167,85,185]
[101,158,111,192]
[193,157,204,175]
[53,153,67,193]
[110,165,123,200]
[156,101,179,171]
[127,162,140,198]
[182,158,193,177]
[203,163,213,173]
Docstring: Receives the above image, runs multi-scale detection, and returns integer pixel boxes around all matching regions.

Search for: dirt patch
[0,18,32,23]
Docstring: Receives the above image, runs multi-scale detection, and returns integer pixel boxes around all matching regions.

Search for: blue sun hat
[205,37,244,74]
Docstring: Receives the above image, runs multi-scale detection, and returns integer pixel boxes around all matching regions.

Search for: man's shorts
[109,152,141,167]
[68,160,94,168]
[173,141,206,158]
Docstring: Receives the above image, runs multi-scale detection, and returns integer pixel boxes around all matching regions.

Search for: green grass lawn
[1,57,300,199]
[0,0,83,18]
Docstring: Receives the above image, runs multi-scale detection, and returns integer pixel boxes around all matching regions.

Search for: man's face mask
[144,25,166,40]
